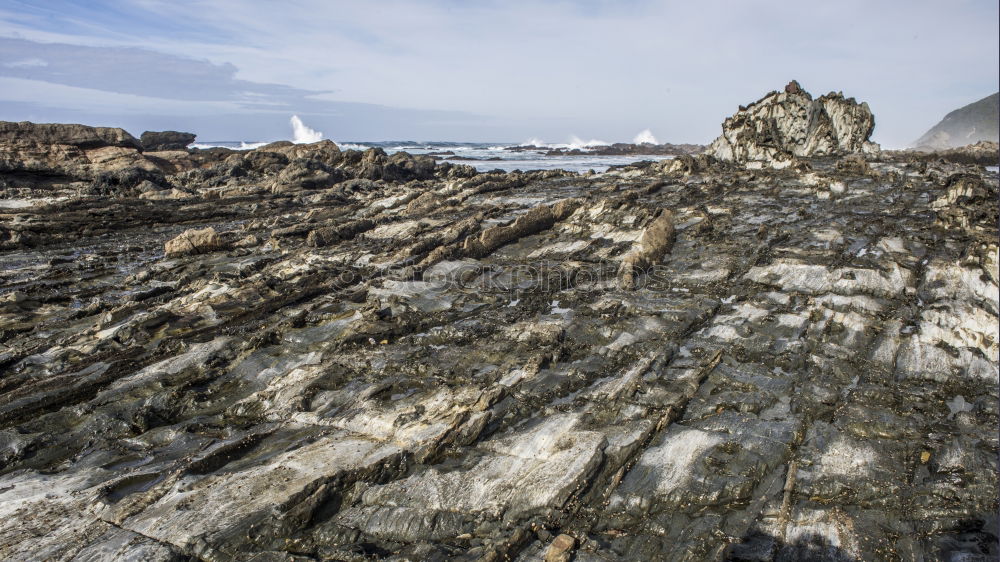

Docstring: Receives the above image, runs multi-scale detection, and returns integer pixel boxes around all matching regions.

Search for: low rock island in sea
[0,82,997,561]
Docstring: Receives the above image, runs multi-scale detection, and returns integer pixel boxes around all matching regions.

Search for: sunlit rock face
[709,81,881,168]
[0,118,997,561]
[0,121,149,179]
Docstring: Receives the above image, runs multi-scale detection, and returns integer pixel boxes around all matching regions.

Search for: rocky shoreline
[504,142,705,157]
[884,140,1000,167]
[0,83,997,561]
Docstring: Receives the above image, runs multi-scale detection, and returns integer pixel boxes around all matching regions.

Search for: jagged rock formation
[915,92,999,150]
[708,80,881,168]
[140,130,197,151]
[0,119,997,561]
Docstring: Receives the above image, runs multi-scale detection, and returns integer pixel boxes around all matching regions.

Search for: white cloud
[0,76,244,115]
[3,57,47,68]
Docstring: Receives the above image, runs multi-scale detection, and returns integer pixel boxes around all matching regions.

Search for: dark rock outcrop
[88,166,169,197]
[269,158,348,192]
[140,130,197,151]
[708,80,880,167]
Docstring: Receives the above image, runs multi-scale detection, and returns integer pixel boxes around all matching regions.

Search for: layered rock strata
[708,81,881,168]
[0,119,997,561]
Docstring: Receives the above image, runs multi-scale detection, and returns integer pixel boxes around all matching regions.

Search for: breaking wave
[190,141,267,151]
[633,129,658,144]
[290,115,323,144]
[520,136,610,150]
[567,135,609,149]
[337,142,372,150]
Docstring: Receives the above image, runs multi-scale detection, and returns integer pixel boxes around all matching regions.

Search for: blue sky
[0,0,997,145]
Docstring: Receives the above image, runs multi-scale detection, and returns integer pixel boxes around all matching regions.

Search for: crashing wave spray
[633,129,658,144]
[520,136,610,149]
[567,135,609,149]
[290,115,323,144]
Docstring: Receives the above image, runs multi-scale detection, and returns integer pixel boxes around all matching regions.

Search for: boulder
[0,121,142,150]
[708,80,880,167]
[353,148,437,182]
[88,167,168,196]
[140,130,196,151]
[269,158,348,192]
[228,151,290,175]
[543,534,577,562]
[619,209,675,289]
[266,139,342,165]
[164,227,226,257]
[0,120,183,179]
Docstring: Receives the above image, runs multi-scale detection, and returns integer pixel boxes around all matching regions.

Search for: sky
[0,0,997,146]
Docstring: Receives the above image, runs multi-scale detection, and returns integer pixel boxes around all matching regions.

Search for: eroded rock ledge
[0,103,997,561]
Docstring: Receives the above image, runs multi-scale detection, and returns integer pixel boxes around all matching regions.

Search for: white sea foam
[567,135,609,149]
[633,129,658,145]
[520,136,610,150]
[190,142,266,150]
[337,142,372,150]
[290,115,323,144]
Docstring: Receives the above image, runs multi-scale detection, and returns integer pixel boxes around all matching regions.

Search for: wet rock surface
[0,117,998,561]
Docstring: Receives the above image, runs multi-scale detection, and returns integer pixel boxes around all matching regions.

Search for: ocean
[189,141,674,174]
